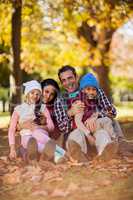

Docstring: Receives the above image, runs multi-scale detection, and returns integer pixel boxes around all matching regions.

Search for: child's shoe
[42,139,69,164]
[67,140,88,163]
[27,137,38,164]
[16,146,27,162]
[41,140,56,162]
[99,142,118,161]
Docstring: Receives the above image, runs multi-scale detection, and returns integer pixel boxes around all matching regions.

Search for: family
[8,65,130,164]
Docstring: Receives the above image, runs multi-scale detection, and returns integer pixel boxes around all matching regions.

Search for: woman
[9,80,67,163]
[41,79,62,141]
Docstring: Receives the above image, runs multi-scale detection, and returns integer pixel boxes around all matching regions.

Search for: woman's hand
[9,145,17,160]
[68,100,85,117]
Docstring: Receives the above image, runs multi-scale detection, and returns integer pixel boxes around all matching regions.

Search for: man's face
[59,70,78,93]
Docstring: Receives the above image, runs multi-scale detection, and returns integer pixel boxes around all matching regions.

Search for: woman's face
[42,85,56,104]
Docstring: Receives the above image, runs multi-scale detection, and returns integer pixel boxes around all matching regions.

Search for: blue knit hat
[80,73,99,90]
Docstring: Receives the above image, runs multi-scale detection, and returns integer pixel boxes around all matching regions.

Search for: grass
[0,112,10,117]
[0,112,10,129]
[0,103,133,129]
[116,102,133,122]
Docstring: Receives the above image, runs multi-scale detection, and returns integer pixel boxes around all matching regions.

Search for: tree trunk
[2,100,6,112]
[94,65,111,100]
[77,21,114,100]
[94,30,113,100]
[10,0,22,114]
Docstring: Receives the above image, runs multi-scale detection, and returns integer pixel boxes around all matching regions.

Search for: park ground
[0,103,133,200]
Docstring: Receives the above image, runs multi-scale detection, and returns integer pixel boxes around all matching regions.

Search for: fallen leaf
[51,189,70,197]
[67,182,79,192]
[31,190,48,197]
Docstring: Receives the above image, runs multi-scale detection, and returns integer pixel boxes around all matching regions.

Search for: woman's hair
[41,78,60,104]
[34,99,42,125]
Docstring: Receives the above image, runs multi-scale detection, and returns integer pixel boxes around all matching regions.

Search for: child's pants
[21,128,50,153]
[67,128,112,155]
[95,117,116,139]
[74,114,115,154]
[21,128,66,162]
[94,129,112,155]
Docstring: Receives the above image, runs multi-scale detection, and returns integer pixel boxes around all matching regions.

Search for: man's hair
[58,65,77,80]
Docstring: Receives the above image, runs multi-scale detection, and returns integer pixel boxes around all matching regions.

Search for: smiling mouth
[68,83,75,88]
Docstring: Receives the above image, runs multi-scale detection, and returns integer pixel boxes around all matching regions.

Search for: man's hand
[38,113,47,125]
[84,116,97,133]
[106,111,113,119]
[105,106,114,119]
[68,100,85,117]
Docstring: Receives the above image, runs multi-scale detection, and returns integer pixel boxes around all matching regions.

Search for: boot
[67,140,88,163]
[99,142,118,161]
[16,146,27,162]
[27,137,38,163]
[41,140,69,164]
[41,140,56,162]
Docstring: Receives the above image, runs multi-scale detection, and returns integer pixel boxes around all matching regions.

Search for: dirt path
[0,122,133,200]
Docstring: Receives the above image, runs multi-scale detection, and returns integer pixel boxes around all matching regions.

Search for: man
[54,65,125,161]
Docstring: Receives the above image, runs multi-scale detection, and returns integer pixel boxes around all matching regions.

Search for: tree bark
[95,30,113,100]
[94,65,111,100]
[2,100,6,112]
[78,21,114,100]
[10,0,22,114]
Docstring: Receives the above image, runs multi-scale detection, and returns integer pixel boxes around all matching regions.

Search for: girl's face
[42,85,56,104]
[27,89,41,104]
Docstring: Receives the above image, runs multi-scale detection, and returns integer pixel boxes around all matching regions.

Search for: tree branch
[77,21,97,47]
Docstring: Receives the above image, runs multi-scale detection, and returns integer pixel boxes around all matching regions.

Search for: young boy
[67,73,118,157]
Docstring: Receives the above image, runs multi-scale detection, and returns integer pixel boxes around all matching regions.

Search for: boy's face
[82,86,97,99]
[59,70,79,93]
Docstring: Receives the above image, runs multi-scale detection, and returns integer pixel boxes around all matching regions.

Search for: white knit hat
[23,80,42,95]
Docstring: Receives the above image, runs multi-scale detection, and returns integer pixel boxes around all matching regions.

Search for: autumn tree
[41,0,132,98]
[76,0,133,98]
[0,0,47,113]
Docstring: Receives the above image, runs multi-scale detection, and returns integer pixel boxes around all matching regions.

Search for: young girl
[8,80,67,163]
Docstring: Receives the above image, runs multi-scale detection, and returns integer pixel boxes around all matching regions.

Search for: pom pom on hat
[23,80,42,95]
[80,73,99,90]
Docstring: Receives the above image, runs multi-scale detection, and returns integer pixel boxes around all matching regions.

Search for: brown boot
[27,138,38,164]
[41,140,56,162]
[67,140,88,163]
[99,142,118,161]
